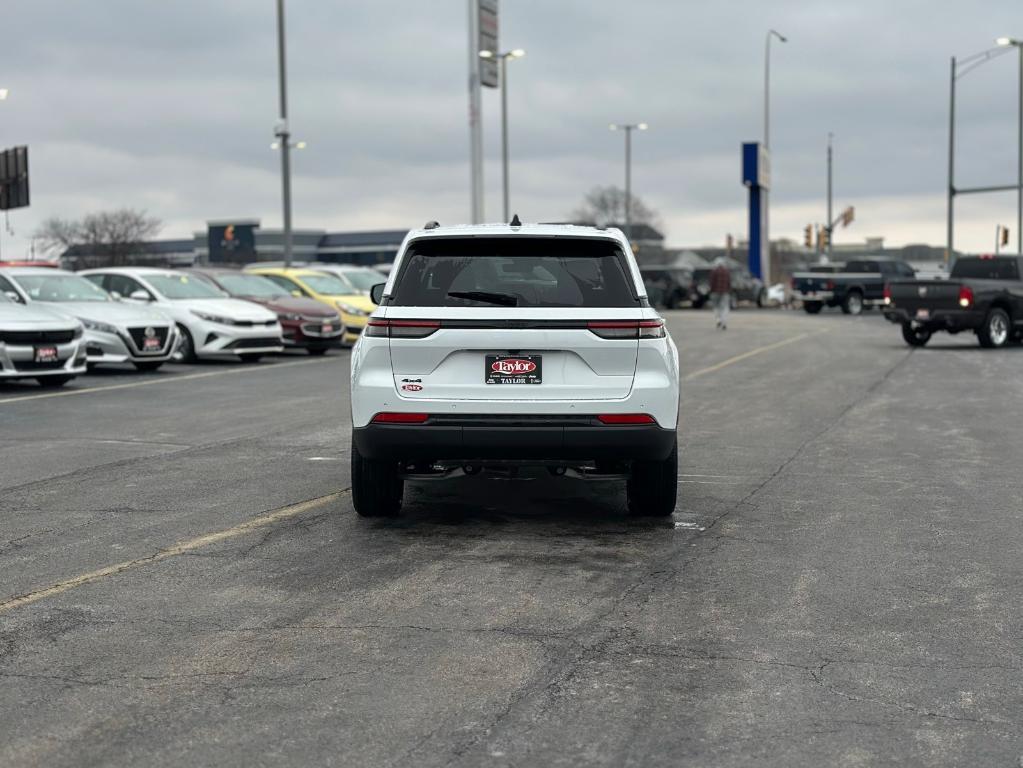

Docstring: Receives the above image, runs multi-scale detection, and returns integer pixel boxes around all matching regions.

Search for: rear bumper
[793,291,834,303]
[353,415,677,463]
[884,307,985,331]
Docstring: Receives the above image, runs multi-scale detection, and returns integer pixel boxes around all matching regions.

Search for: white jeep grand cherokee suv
[350,223,680,517]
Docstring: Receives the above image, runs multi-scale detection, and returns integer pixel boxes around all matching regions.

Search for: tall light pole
[826,132,833,259]
[274,0,295,267]
[947,41,1019,264]
[609,123,647,243]
[997,37,1023,256]
[762,29,786,283]
[480,48,525,222]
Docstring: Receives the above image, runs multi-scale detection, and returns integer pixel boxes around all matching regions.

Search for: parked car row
[0,262,389,386]
[640,259,767,310]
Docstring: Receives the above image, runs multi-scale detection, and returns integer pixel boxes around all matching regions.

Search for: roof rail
[423,220,440,230]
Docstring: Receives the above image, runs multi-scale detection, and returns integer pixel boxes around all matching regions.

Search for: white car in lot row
[0,291,87,386]
[80,268,283,362]
[350,222,681,518]
[0,267,177,371]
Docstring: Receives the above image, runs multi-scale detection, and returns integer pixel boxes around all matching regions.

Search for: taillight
[587,320,666,339]
[958,285,974,308]
[372,412,430,424]
[883,284,892,305]
[826,280,835,290]
[365,319,440,338]
[597,414,656,425]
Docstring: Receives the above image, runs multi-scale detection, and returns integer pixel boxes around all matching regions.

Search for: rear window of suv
[389,237,641,308]
[951,258,1020,280]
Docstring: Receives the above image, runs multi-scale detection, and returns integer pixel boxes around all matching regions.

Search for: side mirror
[128,289,151,302]
[370,283,385,305]
[4,290,23,303]
[291,290,303,298]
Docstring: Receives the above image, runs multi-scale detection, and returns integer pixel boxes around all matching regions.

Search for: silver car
[0,292,87,387]
[0,268,178,371]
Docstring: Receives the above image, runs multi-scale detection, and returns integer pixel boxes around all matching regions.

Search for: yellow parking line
[0,491,347,615]
[684,331,825,381]
[0,357,334,405]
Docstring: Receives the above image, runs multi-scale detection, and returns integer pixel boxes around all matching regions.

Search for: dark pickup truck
[884,256,1023,348]
[792,259,916,315]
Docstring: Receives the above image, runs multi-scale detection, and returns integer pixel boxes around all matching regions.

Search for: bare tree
[570,186,661,231]
[36,208,162,266]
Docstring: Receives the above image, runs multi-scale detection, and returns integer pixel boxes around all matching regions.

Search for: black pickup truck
[884,256,1023,348]
[792,259,916,315]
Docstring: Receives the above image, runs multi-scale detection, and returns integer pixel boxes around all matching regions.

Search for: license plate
[916,309,930,319]
[322,323,333,333]
[486,354,542,385]
[34,346,58,363]
[143,337,162,351]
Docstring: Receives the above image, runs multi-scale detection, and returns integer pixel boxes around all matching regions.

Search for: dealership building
[61,222,409,271]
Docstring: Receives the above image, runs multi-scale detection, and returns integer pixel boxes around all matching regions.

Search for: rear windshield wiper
[447,290,518,307]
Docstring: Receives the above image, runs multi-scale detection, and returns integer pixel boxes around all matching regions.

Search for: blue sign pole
[742,141,769,281]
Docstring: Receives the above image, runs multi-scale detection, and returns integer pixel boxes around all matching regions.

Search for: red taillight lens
[372,412,430,424]
[365,319,440,338]
[826,280,835,290]
[597,414,656,425]
[958,285,974,308]
[588,320,666,339]
[883,284,892,303]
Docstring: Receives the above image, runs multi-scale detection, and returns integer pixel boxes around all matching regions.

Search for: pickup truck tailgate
[888,281,961,314]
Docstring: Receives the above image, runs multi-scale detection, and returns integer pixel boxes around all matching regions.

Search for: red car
[186,268,343,355]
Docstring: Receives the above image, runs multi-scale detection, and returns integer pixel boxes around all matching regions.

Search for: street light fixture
[608,123,648,244]
[479,48,525,221]
[946,40,1021,261]
[764,29,787,150]
[0,89,8,101]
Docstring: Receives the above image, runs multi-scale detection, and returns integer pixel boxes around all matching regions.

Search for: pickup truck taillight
[883,284,892,305]
[958,285,974,308]
[365,319,440,339]
[826,280,835,290]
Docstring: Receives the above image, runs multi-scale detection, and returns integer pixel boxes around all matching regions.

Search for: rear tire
[756,289,767,308]
[978,307,1011,348]
[351,438,403,517]
[841,290,864,316]
[133,361,164,372]
[803,301,823,314]
[901,323,931,347]
[691,297,706,309]
[627,438,678,517]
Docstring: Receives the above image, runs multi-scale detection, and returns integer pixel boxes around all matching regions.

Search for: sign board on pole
[0,146,30,211]
[479,0,499,88]
[207,221,259,264]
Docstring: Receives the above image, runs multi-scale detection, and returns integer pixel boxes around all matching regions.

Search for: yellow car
[245,266,376,345]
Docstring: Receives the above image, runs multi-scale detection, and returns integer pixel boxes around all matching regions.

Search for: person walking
[709,257,732,330]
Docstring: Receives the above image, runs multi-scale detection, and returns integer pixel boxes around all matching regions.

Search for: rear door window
[951,258,1020,280]
[390,237,640,308]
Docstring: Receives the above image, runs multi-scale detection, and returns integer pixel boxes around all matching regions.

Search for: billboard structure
[207,221,259,264]
[479,0,499,87]
[0,146,29,211]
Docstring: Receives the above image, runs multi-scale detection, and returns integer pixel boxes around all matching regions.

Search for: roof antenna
[424,220,440,230]
[510,214,521,227]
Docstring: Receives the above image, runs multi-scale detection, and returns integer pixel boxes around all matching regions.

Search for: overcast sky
[2,0,1022,257]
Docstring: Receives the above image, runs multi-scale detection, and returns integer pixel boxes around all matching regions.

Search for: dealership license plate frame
[485,354,542,385]
[34,346,58,363]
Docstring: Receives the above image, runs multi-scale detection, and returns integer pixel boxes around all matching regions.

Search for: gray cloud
[2,0,1022,257]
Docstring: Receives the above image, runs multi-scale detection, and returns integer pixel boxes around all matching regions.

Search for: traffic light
[840,206,855,227]
[1001,225,1010,247]
[819,227,830,249]
[804,224,813,247]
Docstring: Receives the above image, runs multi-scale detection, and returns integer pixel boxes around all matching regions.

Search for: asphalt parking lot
[2,308,1021,767]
